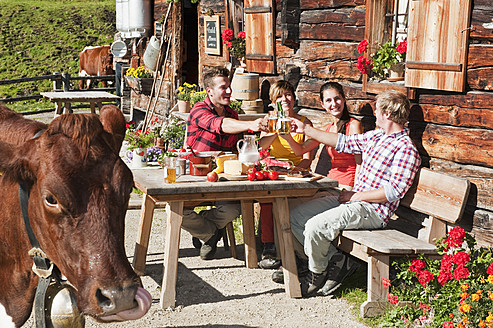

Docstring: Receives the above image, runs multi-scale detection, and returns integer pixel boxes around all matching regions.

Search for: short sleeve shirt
[186,97,240,152]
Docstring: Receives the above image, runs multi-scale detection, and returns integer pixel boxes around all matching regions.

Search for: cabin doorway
[182,0,198,85]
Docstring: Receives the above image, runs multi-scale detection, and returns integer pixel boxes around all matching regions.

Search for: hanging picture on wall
[204,15,221,55]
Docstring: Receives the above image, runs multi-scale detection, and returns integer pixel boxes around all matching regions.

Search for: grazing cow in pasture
[78,45,115,89]
[0,104,152,327]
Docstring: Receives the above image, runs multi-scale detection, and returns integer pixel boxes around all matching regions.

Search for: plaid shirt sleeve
[186,98,239,152]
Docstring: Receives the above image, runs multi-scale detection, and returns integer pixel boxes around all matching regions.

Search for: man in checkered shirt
[184,67,268,260]
[285,90,421,297]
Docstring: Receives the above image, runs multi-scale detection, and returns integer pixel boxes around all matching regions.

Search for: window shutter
[244,0,276,74]
[405,0,472,92]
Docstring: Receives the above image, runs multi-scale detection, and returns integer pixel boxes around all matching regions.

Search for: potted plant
[125,66,154,94]
[221,29,246,66]
[177,82,197,113]
[124,121,157,168]
[357,39,407,80]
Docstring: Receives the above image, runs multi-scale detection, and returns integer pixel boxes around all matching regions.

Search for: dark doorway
[183,0,199,85]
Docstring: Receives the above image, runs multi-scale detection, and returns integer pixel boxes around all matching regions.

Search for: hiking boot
[199,229,222,260]
[271,255,309,284]
[259,243,281,269]
[301,269,328,297]
[320,252,360,296]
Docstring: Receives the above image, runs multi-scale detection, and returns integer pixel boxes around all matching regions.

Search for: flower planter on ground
[177,100,191,113]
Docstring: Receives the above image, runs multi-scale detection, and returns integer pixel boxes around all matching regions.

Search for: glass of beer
[268,110,278,133]
[163,157,178,184]
[278,118,290,135]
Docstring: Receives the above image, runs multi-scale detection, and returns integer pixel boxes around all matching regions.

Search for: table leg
[273,197,302,298]
[54,101,63,117]
[160,201,183,309]
[240,200,257,268]
[132,194,156,275]
[90,102,97,114]
[64,102,72,114]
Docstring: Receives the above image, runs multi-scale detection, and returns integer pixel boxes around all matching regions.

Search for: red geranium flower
[357,40,369,54]
[396,41,407,54]
[487,262,493,275]
[237,31,246,39]
[356,55,373,75]
[410,259,426,273]
[454,265,470,280]
[453,251,470,267]
[221,28,234,42]
[418,269,434,287]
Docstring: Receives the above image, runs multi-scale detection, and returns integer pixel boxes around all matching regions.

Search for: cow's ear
[0,141,36,185]
[99,105,126,154]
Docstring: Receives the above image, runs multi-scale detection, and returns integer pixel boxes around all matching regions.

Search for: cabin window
[364,0,472,93]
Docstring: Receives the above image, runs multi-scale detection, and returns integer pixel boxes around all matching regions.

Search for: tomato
[255,171,264,181]
[247,167,257,174]
[268,170,279,180]
[247,172,256,181]
[262,170,270,180]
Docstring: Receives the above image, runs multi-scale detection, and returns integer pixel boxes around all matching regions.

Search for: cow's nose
[96,284,138,315]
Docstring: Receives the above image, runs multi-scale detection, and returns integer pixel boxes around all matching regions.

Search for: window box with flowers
[125,66,154,94]
[221,28,246,66]
[357,40,407,81]
[176,82,197,113]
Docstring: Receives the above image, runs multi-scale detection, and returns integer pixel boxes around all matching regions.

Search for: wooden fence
[0,72,116,103]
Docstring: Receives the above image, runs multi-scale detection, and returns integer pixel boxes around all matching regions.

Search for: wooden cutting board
[283,172,325,182]
[218,173,249,181]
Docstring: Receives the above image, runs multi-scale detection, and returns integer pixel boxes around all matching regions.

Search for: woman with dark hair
[282,81,363,188]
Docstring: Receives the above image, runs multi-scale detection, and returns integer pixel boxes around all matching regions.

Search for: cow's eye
[45,195,58,207]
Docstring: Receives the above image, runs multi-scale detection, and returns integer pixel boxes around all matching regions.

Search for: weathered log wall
[272,0,493,245]
[153,0,493,245]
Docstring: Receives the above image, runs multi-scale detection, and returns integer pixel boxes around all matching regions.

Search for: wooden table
[131,168,338,309]
[41,91,120,116]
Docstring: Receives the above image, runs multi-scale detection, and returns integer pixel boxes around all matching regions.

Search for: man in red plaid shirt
[284,90,421,297]
[184,67,268,260]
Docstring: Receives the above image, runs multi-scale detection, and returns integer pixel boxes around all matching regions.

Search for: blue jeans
[290,196,385,274]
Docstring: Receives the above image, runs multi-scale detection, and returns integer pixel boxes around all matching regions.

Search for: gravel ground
[20,109,370,328]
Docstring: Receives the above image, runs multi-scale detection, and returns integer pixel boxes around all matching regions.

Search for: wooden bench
[334,167,470,317]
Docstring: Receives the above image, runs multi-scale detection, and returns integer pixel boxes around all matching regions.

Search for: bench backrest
[400,167,470,224]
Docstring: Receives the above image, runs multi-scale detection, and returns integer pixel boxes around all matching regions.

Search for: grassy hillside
[0,0,116,111]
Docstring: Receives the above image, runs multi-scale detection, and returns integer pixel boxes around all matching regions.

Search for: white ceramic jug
[237,135,261,165]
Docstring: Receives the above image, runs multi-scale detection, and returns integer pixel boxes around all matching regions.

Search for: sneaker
[271,255,309,284]
[199,229,222,260]
[320,252,360,296]
[259,243,281,269]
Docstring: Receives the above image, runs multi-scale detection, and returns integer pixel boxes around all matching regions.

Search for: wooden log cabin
[138,0,492,245]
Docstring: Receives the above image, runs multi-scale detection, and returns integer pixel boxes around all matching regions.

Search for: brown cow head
[0,106,151,325]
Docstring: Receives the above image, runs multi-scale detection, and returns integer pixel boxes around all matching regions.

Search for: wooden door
[244,0,276,74]
[405,0,472,92]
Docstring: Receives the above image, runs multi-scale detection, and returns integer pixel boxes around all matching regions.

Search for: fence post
[61,72,72,113]
[61,72,71,91]
[53,72,62,91]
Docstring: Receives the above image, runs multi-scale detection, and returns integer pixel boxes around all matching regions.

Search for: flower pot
[177,100,191,113]
[388,62,405,81]
[131,148,147,168]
